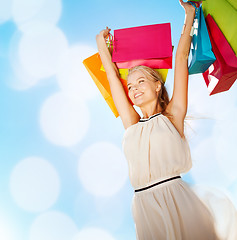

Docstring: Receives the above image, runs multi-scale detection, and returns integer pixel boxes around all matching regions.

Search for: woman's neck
[140,103,163,119]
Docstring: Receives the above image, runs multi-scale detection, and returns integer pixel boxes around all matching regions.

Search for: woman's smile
[134,92,144,99]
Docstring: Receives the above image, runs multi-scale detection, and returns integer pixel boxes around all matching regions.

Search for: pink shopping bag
[115,56,172,69]
[112,23,173,63]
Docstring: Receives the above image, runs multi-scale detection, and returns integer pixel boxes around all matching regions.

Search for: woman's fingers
[179,0,200,13]
[179,0,202,8]
[99,27,111,39]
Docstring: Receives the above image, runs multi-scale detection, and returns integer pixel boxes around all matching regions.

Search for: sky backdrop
[0,0,237,239]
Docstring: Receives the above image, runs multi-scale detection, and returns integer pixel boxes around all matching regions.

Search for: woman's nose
[131,84,138,91]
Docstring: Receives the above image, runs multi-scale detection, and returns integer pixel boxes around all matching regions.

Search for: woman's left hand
[179,0,202,13]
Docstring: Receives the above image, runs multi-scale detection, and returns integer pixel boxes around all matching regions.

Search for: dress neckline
[139,112,162,122]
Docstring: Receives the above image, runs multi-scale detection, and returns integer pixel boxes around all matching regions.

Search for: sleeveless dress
[122,113,219,240]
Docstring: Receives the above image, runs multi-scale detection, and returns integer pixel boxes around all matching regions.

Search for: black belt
[135,176,181,193]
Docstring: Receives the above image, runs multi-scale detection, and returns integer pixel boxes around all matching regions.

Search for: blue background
[0,0,237,239]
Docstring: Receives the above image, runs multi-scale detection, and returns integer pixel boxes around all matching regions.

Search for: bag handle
[106,33,114,53]
[188,1,200,36]
[188,1,200,14]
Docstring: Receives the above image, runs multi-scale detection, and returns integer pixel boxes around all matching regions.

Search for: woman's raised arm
[166,0,199,136]
[96,28,140,128]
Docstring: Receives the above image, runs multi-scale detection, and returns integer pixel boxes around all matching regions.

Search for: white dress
[122,113,220,240]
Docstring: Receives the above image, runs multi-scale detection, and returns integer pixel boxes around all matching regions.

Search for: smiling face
[127,70,161,107]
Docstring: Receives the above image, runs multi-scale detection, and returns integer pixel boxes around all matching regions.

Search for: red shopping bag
[202,14,237,95]
[112,23,173,64]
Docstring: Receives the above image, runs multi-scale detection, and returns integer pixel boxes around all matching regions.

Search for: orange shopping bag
[83,53,129,117]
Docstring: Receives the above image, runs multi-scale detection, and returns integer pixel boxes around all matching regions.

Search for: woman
[96,0,220,239]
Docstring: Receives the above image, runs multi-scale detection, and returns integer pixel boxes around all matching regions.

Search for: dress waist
[134,176,181,193]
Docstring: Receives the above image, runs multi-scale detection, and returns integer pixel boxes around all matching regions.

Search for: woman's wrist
[96,33,105,42]
[185,7,196,16]
[185,8,196,20]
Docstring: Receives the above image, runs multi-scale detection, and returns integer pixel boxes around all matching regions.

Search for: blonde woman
[96,0,220,239]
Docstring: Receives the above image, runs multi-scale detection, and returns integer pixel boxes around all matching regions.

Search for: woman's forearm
[176,8,196,60]
[96,33,119,79]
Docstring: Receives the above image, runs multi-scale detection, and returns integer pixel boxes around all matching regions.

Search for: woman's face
[127,70,160,107]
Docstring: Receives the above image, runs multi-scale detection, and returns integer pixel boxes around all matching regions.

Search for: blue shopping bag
[188,6,216,75]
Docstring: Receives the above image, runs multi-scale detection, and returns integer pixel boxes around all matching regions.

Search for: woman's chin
[133,100,144,107]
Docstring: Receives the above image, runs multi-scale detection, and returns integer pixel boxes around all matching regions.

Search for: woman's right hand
[97,27,111,41]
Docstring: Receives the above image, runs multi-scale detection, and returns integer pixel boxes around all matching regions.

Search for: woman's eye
[139,80,144,84]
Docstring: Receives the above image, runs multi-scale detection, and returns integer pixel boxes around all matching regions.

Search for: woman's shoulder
[123,112,141,130]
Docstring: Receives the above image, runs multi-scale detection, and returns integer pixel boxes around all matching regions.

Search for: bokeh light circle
[10,157,60,212]
[187,74,237,128]
[0,216,15,240]
[9,31,40,90]
[94,197,126,231]
[12,0,62,32]
[18,25,68,79]
[73,227,115,240]
[214,108,237,183]
[190,137,232,189]
[29,211,78,240]
[57,45,99,101]
[40,92,90,147]
[78,142,128,197]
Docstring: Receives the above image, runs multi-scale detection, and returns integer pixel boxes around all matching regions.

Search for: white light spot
[12,0,62,32]
[188,74,236,117]
[73,228,115,240]
[229,181,237,209]
[10,157,60,212]
[57,45,99,101]
[190,137,232,189]
[18,25,68,79]
[40,92,90,147]
[29,211,78,240]
[0,0,13,23]
[94,197,126,231]
[0,217,15,240]
[9,31,40,90]
[78,142,128,197]
[214,109,237,183]
[187,74,237,138]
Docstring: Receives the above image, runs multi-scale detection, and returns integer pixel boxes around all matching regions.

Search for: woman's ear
[156,81,162,93]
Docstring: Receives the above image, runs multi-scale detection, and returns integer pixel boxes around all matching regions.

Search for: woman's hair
[127,65,170,114]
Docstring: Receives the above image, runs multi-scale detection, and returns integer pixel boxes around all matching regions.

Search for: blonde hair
[127,65,170,114]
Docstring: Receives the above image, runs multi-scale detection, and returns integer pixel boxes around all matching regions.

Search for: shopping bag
[112,23,173,63]
[202,14,237,95]
[115,57,172,69]
[83,53,129,117]
[100,65,169,83]
[114,45,174,69]
[227,0,237,9]
[202,0,237,55]
[188,6,216,75]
